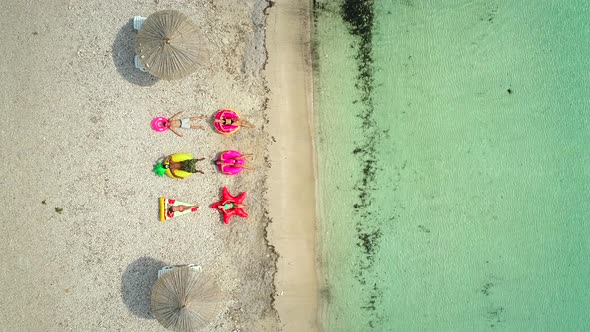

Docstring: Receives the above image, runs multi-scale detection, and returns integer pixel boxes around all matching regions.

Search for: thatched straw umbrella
[135,10,208,80]
[151,266,223,331]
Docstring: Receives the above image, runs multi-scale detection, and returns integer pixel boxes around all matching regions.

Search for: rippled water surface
[314,1,590,330]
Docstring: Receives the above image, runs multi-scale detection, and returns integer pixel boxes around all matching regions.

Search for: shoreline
[266,0,320,331]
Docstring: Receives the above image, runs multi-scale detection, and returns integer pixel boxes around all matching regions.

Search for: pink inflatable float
[217,150,245,175]
[151,116,170,132]
[214,109,240,135]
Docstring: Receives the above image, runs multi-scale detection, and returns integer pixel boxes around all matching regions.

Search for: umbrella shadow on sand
[112,20,159,86]
[121,256,167,318]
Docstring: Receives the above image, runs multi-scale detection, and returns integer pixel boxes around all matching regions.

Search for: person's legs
[190,125,204,129]
[180,159,200,173]
[238,121,255,128]
[172,205,195,212]
[234,164,252,170]
[234,153,254,160]
[178,205,193,212]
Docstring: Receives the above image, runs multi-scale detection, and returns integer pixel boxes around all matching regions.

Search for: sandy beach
[267,0,319,331]
[0,0,316,331]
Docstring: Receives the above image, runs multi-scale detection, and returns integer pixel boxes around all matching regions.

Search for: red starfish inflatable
[210,187,249,224]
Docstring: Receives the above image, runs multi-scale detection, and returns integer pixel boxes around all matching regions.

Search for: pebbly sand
[0,0,316,331]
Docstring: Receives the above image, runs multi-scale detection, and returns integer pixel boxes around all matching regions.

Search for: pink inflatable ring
[151,117,169,132]
[214,109,240,135]
[217,150,245,175]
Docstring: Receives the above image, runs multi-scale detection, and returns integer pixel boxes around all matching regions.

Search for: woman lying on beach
[164,157,205,176]
[214,116,255,128]
[215,153,254,170]
[216,200,247,211]
[168,204,197,213]
[168,111,207,137]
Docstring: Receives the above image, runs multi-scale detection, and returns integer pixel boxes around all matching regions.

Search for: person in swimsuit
[216,201,246,211]
[215,153,254,170]
[169,205,196,213]
[214,116,256,128]
[164,157,205,176]
[167,204,197,218]
[167,111,207,137]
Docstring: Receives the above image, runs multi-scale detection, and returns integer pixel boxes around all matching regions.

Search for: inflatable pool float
[210,187,248,224]
[217,150,245,175]
[151,116,169,132]
[214,109,240,135]
[164,153,194,179]
[159,197,198,222]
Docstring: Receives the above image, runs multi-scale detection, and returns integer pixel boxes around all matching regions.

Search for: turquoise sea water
[314,1,590,331]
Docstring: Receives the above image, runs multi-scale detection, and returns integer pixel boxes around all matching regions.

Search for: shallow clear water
[314,1,590,331]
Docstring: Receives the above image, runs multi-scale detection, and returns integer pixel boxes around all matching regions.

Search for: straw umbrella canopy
[151,267,223,332]
[136,10,207,80]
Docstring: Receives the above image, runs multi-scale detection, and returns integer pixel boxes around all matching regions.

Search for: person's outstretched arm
[170,127,183,137]
[170,111,184,120]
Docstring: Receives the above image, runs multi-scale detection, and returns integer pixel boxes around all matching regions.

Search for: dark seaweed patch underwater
[339,0,385,328]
